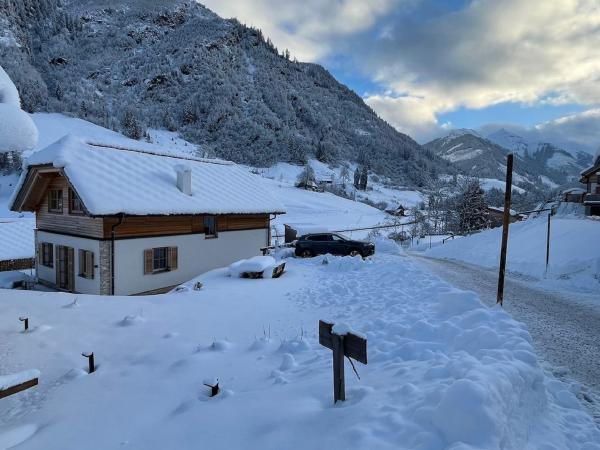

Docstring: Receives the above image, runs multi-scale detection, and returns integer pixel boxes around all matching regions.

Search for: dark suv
[294,233,375,258]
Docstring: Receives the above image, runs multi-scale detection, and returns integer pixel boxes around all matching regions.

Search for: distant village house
[10,136,285,295]
[580,155,600,216]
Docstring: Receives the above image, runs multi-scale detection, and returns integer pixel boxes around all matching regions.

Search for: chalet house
[10,135,285,295]
[486,206,525,228]
[580,155,600,216]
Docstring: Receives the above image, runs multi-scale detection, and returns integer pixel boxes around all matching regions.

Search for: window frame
[48,189,63,213]
[69,189,85,215]
[203,215,218,239]
[40,242,54,268]
[152,247,169,273]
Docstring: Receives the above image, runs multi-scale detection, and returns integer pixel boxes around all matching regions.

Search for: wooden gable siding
[104,214,269,239]
[36,176,105,237]
[34,174,270,239]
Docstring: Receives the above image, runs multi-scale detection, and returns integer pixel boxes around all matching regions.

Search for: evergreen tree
[353,167,361,189]
[296,162,315,188]
[456,180,490,234]
[121,109,145,140]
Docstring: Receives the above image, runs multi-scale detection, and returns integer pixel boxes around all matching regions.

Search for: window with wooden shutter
[168,246,178,271]
[144,247,177,274]
[78,249,94,279]
[40,242,54,267]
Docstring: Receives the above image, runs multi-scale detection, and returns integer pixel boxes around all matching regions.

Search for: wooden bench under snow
[0,370,40,399]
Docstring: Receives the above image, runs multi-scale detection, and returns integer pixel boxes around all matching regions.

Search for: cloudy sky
[202,0,600,153]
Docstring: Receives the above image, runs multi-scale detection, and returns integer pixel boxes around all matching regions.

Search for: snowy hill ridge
[425,130,588,192]
[0,0,451,186]
[487,128,591,175]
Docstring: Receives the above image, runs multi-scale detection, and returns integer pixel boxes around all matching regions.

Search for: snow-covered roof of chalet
[12,135,285,216]
[581,153,600,177]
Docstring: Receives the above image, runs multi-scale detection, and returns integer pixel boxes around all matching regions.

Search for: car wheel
[300,249,313,258]
[349,249,361,257]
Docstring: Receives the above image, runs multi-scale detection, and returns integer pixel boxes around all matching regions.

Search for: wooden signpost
[319,320,367,403]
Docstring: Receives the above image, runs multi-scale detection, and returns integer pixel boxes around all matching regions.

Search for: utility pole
[497,154,513,306]
[546,212,551,273]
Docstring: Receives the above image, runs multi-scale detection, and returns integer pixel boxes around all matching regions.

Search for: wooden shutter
[86,251,94,279]
[49,244,54,268]
[38,243,43,264]
[78,249,84,276]
[55,245,61,286]
[168,247,178,271]
[67,247,74,292]
[144,249,153,274]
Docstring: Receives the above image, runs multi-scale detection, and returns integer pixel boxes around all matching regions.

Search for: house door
[56,245,74,292]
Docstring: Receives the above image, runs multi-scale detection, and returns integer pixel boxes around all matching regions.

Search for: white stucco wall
[113,228,269,295]
[36,230,101,295]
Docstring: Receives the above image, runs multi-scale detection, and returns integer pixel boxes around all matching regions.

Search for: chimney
[175,164,192,196]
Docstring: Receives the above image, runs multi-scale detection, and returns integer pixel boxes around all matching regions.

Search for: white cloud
[201,1,600,144]
[200,0,402,61]
[364,94,443,142]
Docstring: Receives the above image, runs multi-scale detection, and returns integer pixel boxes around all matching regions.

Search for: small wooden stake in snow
[319,320,367,403]
[19,316,29,331]
[203,379,219,397]
[82,352,95,374]
[497,153,514,307]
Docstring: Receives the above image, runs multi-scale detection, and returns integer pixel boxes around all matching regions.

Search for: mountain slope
[0,0,451,186]
[487,129,590,181]
[425,130,586,190]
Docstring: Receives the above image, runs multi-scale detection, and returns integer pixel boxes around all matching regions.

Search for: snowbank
[426,215,600,293]
[0,105,38,153]
[0,65,38,153]
[0,253,598,448]
[0,65,20,107]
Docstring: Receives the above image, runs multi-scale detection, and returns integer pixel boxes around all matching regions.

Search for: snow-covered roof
[13,135,285,216]
[580,154,600,177]
[562,187,586,194]
[0,219,35,260]
[487,206,518,215]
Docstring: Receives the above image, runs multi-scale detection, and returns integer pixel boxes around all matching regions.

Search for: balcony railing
[584,193,600,203]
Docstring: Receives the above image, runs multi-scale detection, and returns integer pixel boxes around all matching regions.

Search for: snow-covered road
[412,254,600,425]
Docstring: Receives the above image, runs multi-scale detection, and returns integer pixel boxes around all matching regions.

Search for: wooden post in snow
[546,212,551,273]
[496,154,514,306]
[319,320,367,403]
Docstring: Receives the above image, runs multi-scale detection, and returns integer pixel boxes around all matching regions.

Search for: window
[48,189,63,213]
[332,234,347,241]
[40,242,54,267]
[204,215,218,238]
[308,234,332,241]
[69,189,84,214]
[153,247,168,272]
[144,247,178,274]
[78,249,94,279]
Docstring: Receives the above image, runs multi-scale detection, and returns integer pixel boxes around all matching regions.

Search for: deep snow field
[1,242,599,449]
[425,210,600,295]
[1,112,600,448]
